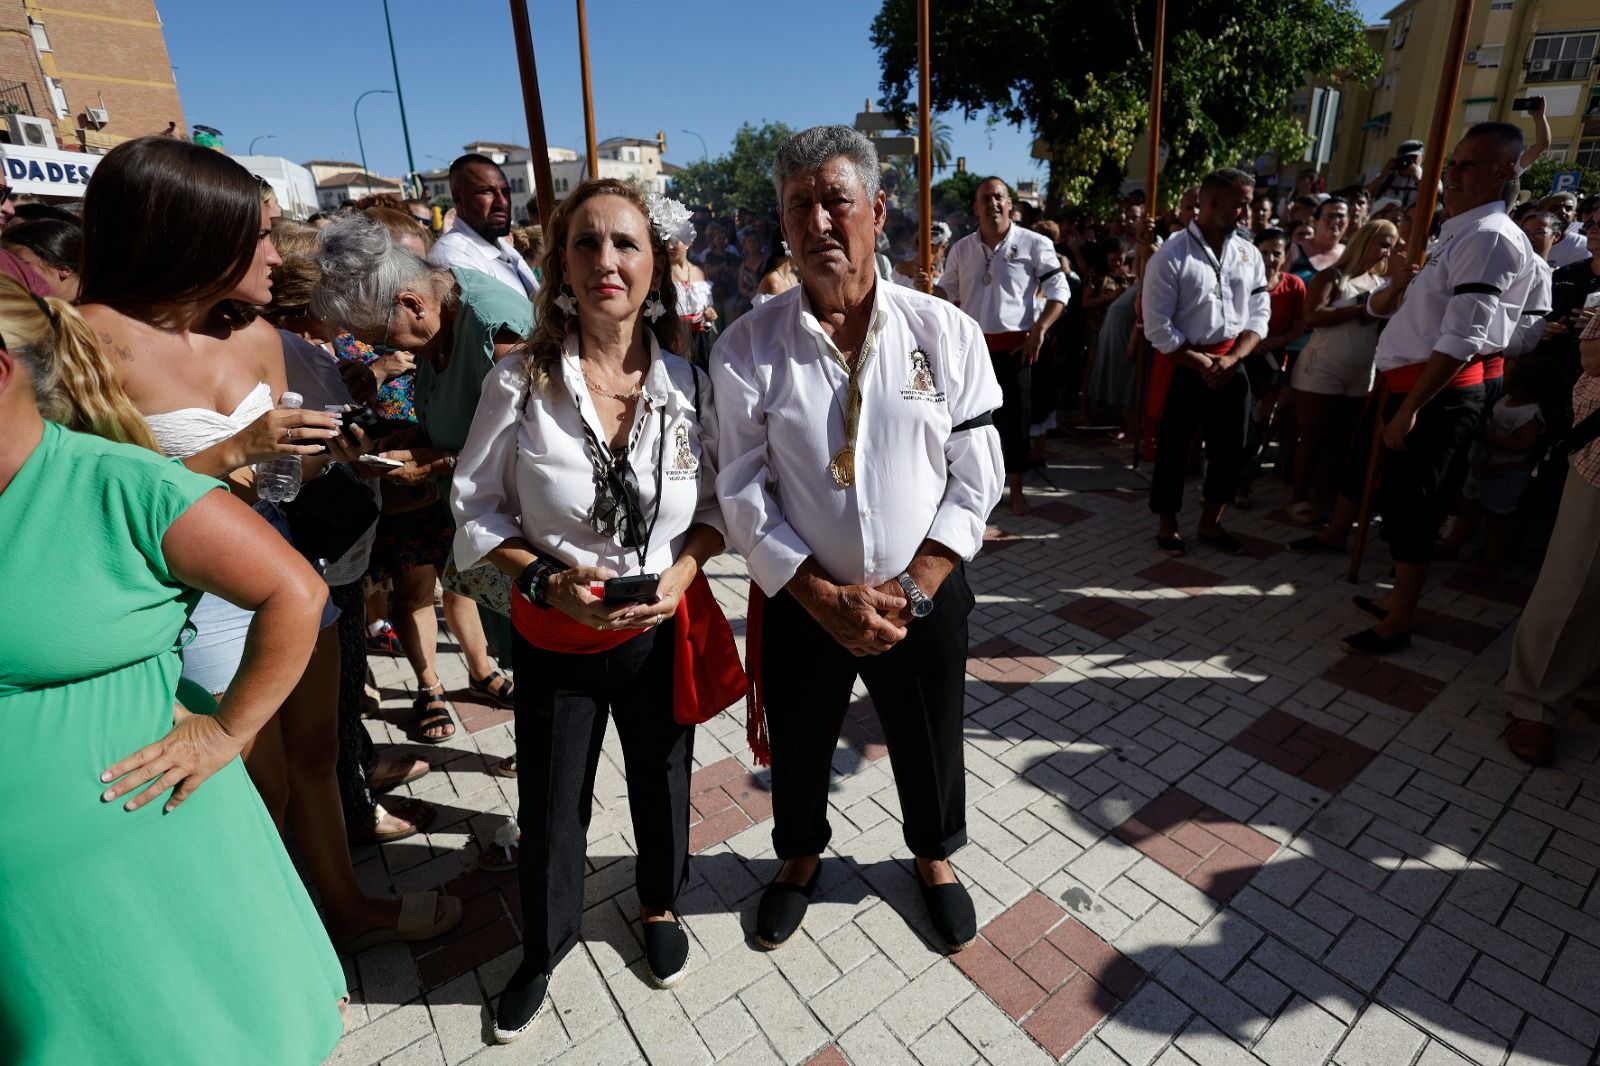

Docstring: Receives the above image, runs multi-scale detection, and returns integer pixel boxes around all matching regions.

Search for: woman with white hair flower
[451,179,733,1043]
[892,220,952,290]
[662,198,720,369]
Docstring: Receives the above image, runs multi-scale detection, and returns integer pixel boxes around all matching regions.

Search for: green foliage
[932,171,984,215]
[1520,157,1600,202]
[872,0,1380,213]
[668,121,795,213]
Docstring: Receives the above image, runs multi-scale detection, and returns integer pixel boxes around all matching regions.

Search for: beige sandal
[336,891,463,954]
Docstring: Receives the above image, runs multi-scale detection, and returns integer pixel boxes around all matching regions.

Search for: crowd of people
[1,109,1597,1063]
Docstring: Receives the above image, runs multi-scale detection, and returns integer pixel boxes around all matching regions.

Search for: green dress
[0,422,346,1066]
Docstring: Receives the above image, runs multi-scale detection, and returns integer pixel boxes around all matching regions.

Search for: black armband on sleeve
[1452,282,1501,296]
[952,411,995,432]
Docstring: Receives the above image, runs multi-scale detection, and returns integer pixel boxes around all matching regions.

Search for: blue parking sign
[1551,171,1582,194]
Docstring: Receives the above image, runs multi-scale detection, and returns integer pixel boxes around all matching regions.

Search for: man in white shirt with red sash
[714,126,1003,956]
[935,177,1070,514]
[1293,123,1532,655]
[1141,167,1270,555]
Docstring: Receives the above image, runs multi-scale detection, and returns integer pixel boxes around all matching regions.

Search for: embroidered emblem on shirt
[907,345,937,394]
[672,423,698,472]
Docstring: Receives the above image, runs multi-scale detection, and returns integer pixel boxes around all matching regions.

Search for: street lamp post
[354,89,394,197]
[248,134,276,156]
[380,0,419,196]
[680,129,709,164]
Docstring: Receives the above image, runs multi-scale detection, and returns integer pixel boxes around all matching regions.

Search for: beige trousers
[1506,466,1600,725]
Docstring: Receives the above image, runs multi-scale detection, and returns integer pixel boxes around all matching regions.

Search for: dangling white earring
[554,285,578,316]
[643,290,667,322]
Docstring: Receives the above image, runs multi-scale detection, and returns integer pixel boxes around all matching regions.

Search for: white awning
[0,144,101,198]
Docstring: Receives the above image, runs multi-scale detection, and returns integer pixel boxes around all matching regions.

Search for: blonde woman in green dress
[0,279,348,1065]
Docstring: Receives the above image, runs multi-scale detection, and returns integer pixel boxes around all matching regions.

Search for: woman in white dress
[1288,219,1397,520]
[667,230,718,369]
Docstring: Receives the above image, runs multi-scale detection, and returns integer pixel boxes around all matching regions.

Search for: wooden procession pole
[1131,0,1166,470]
[576,0,599,178]
[1347,0,1474,582]
[508,0,556,226]
[917,0,933,293]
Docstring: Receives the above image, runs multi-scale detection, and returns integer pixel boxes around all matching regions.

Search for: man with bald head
[428,152,539,298]
[1294,123,1535,655]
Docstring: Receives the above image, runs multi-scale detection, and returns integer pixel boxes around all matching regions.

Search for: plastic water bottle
[254,391,304,503]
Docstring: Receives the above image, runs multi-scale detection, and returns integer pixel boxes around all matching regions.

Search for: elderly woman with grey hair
[712,125,1004,956]
[312,212,530,746]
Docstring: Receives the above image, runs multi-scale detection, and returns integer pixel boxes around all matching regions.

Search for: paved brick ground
[322,435,1600,1066]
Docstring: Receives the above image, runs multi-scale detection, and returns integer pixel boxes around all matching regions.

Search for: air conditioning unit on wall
[4,113,57,149]
[85,106,108,127]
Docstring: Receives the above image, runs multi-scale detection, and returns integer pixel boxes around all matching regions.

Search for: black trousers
[762,566,974,861]
[331,581,377,829]
[990,346,1032,474]
[1338,383,1484,564]
[511,624,694,972]
[1149,364,1250,516]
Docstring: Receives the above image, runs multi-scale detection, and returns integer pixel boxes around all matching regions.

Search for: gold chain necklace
[582,368,642,403]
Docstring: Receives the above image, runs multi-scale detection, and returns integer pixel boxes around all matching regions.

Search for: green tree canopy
[668,120,795,213]
[1520,157,1600,202]
[872,0,1379,213]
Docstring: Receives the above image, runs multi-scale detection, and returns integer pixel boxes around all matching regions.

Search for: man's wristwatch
[895,571,935,618]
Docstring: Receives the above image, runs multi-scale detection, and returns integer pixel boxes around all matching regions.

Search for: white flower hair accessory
[647,194,695,246]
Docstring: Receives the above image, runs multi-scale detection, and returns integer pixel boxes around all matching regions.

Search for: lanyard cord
[821,312,883,464]
[576,392,668,571]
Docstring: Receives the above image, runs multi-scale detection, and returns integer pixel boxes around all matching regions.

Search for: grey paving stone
[1322,919,1405,993]
[1250,997,1346,1066]
[1331,1004,1427,1066]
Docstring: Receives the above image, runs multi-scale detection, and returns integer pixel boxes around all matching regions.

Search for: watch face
[911,597,935,618]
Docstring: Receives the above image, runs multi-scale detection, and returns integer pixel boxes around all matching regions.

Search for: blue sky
[159,0,1395,193]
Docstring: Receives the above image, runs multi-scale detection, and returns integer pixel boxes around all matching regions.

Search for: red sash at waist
[680,313,707,333]
[1481,354,1504,380]
[1380,359,1484,394]
[512,593,634,654]
[1146,338,1237,421]
[984,331,1028,352]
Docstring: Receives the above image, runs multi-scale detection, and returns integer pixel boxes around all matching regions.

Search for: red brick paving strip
[953,890,1145,1059]
[1229,708,1380,792]
[1052,597,1154,641]
[1136,560,1228,594]
[1319,654,1446,714]
[450,691,514,734]
[967,637,1060,694]
[688,756,774,854]
[983,524,1026,553]
[1112,787,1278,903]
[408,865,521,989]
[1032,501,1095,527]
[803,1047,851,1066]
[1411,608,1502,654]
[1442,567,1530,608]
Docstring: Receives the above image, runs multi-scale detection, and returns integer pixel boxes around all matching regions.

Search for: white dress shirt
[1548,223,1592,270]
[1372,200,1531,372]
[712,281,1004,596]
[429,218,541,299]
[1503,254,1553,359]
[939,225,1070,333]
[451,332,722,577]
[1141,222,1270,354]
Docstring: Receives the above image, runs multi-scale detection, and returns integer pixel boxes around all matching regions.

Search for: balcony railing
[0,80,36,117]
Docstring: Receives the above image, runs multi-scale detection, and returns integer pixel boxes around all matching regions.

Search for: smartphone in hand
[601,574,660,604]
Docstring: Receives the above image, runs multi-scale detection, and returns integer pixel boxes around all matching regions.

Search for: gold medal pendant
[829,445,855,487]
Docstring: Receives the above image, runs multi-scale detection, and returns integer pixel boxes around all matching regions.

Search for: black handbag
[281,463,381,562]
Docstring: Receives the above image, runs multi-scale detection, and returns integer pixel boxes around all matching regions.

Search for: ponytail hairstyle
[0,276,158,450]
[523,178,684,395]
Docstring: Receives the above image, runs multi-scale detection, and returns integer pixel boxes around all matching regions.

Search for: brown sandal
[350,797,436,845]
[367,754,430,793]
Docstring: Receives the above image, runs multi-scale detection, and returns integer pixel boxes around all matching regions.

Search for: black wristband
[515,561,543,602]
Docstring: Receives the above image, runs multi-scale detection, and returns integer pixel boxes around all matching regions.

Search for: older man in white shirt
[1294,123,1533,656]
[714,125,1002,956]
[428,153,540,299]
[1542,193,1592,270]
[936,177,1070,514]
[1141,167,1270,556]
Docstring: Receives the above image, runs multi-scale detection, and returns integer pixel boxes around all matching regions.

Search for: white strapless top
[144,382,274,459]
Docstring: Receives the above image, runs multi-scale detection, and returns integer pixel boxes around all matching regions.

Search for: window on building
[1543,142,1570,162]
[1578,138,1600,168]
[28,17,50,52]
[1392,11,1413,50]
[46,77,67,118]
[1489,0,1514,9]
[1475,45,1502,69]
[510,177,525,192]
[1526,32,1597,83]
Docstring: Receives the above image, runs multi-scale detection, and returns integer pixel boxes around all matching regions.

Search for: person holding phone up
[450,180,725,1044]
